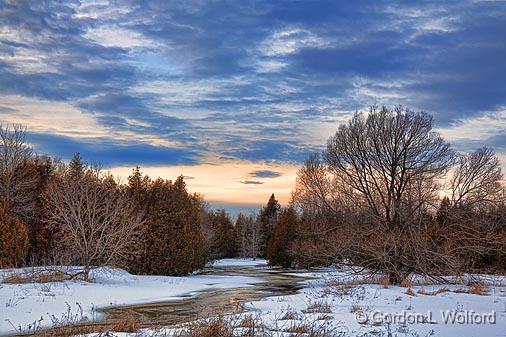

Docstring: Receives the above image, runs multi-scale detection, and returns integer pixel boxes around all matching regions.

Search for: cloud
[0,0,505,170]
[240,180,264,185]
[28,133,198,167]
[260,28,333,57]
[71,1,133,20]
[250,170,282,178]
[83,25,161,49]
[109,160,299,205]
[436,107,506,147]
[0,94,182,148]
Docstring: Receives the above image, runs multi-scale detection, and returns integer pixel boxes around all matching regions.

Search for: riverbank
[0,259,267,335]
[98,269,506,337]
[2,261,506,337]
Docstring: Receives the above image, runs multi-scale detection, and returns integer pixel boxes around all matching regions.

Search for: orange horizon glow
[110,159,300,207]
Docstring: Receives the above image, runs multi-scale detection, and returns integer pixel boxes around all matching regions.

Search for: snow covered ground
[243,270,506,337]
[100,270,506,337]
[1,261,506,337]
[207,258,268,267]
[0,261,265,335]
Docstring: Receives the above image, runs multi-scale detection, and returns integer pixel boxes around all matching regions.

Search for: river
[20,263,309,336]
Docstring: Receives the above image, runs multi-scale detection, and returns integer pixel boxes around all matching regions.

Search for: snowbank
[244,271,506,337]
[207,258,268,267]
[0,265,262,335]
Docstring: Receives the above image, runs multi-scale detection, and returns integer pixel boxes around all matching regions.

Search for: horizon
[1,1,505,214]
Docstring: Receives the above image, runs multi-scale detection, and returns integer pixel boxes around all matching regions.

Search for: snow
[0,265,262,335]
[242,270,506,337]
[207,258,268,267]
[1,263,505,337]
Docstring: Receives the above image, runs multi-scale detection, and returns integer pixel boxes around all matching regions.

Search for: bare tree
[236,213,250,258]
[43,163,144,279]
[451,147,504,208]
[320,106,455,283]
[325,106,455,230]
[0,124,36,218]
[287,106,505,281]
[234,213,263,259]
[249,217,263,260]
[294,153,342,216]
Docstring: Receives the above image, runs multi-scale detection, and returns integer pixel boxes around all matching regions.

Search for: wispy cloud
[437,107,506,146]
[240,180,264,185]
[0,95,182,148]
[83,25,161,49]
[0,0,504,205]
[250,170,282,178]
[260,28,333,57]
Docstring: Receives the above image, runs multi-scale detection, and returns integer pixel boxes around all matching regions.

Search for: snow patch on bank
[208,258,268,267]
[0,265,262,335]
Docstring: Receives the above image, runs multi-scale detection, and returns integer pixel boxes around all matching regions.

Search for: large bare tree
[307,106,456,283]
[325,106,455,229]
[43,160,144,279]
[288,106,506,282]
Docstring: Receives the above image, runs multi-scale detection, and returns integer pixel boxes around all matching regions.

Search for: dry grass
[279,310,299,320]
[468,281,489,295]
[380,276,390,288]
[302,301,332,314]
[29,325,107,337]
[111,312,141,333]
[286,324,308,334]
[24,309,346,337]
[173,316,232,337]
[316,314,333,321]
[400,278,412,288]
[405,287,416,296]
[2,270,87,284]
[417,287,449,296]
[350,305,363,313]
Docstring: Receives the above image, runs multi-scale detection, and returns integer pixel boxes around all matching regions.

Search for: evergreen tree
[131,175,208,276]
[437,196,451,227]
[68,153,84,178]
[126,166,150,210]
[0,198,29,267]
[266,207,298,268]
[259,193,280,255]
[209,209,237,259]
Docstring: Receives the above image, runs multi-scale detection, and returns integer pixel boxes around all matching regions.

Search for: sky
[0,0,505,214]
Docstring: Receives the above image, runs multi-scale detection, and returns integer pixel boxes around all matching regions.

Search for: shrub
[130,176,208,276]
[0,200,29,268]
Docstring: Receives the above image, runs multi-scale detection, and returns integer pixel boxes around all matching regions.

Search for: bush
[134,221,207,276]
[0,200,29,268]
[129,176,208,275]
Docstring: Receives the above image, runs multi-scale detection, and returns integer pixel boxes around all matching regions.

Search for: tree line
[264,106,506,284]
[2,105,505,285]
[0,123,281,278]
